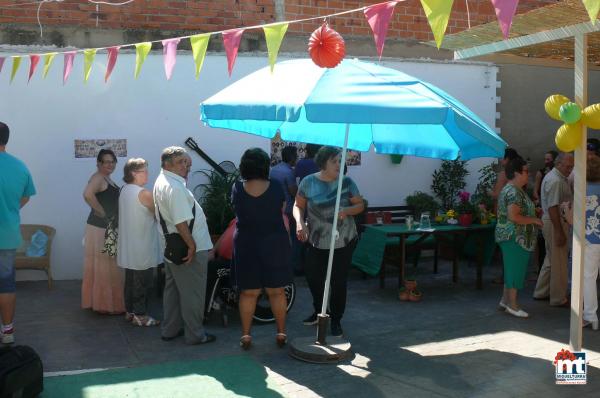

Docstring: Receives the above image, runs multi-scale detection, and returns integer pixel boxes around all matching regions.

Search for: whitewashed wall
[0,51,498,280]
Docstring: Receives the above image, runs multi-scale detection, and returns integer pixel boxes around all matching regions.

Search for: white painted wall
[0,51,498,280]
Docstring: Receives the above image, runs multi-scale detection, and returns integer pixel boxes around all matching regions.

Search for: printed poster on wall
[270,134,361,166]
[74,139,127,158]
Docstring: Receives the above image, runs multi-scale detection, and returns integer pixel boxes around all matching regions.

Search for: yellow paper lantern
[545,94,570,120]
[582,104,600,130]
[555,123,582,152]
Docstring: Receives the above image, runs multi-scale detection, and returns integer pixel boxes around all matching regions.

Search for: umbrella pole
[316,124,350,345]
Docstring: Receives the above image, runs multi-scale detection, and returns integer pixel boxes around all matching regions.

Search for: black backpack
[0,345,43,398]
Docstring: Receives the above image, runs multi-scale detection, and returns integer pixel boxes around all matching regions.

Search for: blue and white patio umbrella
[200,58,506,340]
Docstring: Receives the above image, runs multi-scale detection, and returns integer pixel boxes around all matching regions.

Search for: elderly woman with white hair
[117,158,162,326]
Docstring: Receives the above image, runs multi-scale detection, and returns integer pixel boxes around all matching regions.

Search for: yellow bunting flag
[134,42,152,79]
[10,56,21,83]
[83,49,97,83]
[263,23,288,73]
[190,34,211,79]
[582,0,600,25]
[42,53,57,78]
[420,0,454,49]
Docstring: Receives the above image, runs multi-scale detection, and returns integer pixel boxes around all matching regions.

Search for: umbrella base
[289,336,352,364]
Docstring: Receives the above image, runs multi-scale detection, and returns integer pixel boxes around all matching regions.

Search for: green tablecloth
[352,223,496,276]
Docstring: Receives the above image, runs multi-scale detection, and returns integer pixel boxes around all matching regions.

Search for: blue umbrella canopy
[200,58,506,160]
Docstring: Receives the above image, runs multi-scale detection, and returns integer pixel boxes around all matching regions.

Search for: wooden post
[570,33,588,352]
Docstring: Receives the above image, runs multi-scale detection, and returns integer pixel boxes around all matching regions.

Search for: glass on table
[419,212,431,230]
[405,215,413,230]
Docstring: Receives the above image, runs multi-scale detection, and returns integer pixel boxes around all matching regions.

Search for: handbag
[157,203,196,265]
[101,216,118,257]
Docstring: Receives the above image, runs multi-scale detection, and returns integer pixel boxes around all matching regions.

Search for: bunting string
[0,0,596,83]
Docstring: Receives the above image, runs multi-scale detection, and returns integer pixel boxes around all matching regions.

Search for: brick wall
[0,0,559,41]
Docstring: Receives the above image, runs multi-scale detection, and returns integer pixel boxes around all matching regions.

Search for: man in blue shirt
[270,146,300,273]
[0,122,36,344]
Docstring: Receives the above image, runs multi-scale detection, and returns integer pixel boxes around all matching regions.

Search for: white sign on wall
[74,139,127,158]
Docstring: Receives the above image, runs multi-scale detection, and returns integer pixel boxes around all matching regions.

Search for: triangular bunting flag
[134,42,152,79]
[263,23,288,72]
[190,34,210,79]
[420,0,454,48]
[222,28,244,76]
[582,0,600,25]
[42,53,57,78]
[105,46,120,83]
[10,56,21,84]
[364,1,398,59]
[491,0,519,39]
[28,55,40,83]
[162,38,180,80]
[63,51,76,85]
[0,57,5,75]
[83,49,97,83]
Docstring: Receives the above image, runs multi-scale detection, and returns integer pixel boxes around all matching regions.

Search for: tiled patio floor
[13,257,600,397]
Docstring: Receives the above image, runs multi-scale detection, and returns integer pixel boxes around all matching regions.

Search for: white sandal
[132,315,160,327]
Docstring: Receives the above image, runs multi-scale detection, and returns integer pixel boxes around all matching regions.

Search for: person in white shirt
[153,147,216,345]
[117,158,162,327]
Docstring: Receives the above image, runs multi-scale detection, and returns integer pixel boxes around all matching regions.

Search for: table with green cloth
[352,223,496,289]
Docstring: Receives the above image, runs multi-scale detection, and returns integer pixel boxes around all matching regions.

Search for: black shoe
[303,313,318,326]
[331,321,343,337]
[161,328,184,341]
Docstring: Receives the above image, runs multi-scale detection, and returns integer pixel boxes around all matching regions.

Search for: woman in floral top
[495,157,543,318]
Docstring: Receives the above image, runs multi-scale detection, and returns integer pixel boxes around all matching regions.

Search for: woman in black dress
[232,148,292,349]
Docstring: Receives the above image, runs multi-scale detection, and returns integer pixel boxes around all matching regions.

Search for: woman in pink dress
[81,149,125,314]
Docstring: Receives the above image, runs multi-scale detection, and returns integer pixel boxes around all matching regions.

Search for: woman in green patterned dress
[496,157,543,318]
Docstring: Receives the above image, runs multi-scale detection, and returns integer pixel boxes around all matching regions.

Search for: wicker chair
[15,224,56,289]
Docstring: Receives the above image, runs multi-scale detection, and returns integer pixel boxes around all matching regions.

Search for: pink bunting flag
[63,51,76,85]
[222,28,245,76]
[162,38,180,80]
[491,0,519,39]
[0,57,5,74]
[105,46,120,83]
[364,1,398,59]
[28,55,40,83]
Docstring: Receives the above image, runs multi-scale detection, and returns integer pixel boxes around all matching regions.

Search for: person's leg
[506,288,518,309]
[265,287,287,334]
[161,261,183,338]
[583,244,600,322]
[329,240,355,323]
[169,251,210,344]
[549,222,569,306]
[0,250,17,339]
[132,268,152,316]
[501,241,530,311]
[239,289,261,336]
[534,221,553,299]
[124,269,133,315]
[304,245,327,315]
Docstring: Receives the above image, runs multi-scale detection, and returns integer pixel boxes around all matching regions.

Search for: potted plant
[193,167,240,239]
[471,163,497,214]
[431,159,469,211]
[455,191,476,226]
[405,191,440,220]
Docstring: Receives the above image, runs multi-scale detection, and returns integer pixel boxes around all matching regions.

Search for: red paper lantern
[308,23,346,68]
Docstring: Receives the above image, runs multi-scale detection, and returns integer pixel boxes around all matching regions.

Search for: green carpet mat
[42,355,285,398]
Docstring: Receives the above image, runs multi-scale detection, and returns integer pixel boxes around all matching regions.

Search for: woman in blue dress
[232,148,292,350]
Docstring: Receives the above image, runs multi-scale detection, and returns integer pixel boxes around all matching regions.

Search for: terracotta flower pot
[409,289,422,302]
[398,288,410,301]
[458,213,473,227]
[404,279,417,291]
